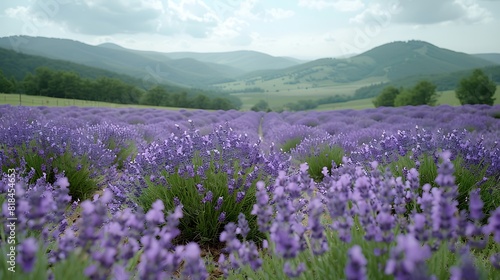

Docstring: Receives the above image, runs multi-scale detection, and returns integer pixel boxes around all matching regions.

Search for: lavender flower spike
[18,238,38,273]
[182,243,209,280]
[345,245,367,280]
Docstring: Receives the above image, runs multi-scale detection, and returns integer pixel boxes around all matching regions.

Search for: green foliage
[52,152,99,201]
[2,141,99,201]
[17,66,240,109]
[456,69,497,105]
[51,251,92,280]
[137,153,265,246]
[251,99,271,112]
[394,80,437,106]
[383,153,500,222]
[373,86,400,107]
[108,140,137,170]
[227,220,500,280]
[284,99,318,111]
[0,69,15,93]
[281,137,303,153]
[0,240,50,280]
[303,145,345,182]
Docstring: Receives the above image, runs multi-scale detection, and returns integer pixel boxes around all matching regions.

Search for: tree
[394,80,437,107]
[455,69,497,105]
[192,94,210,109]
[0,70,14,93]
[412,80,437,106]
[251,100,270,112]
[140,86,169,106]
[373,86,400,107]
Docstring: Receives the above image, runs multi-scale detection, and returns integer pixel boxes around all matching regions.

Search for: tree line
[250,68,497,112]
[373,69,497,107]
[0,67,239,110]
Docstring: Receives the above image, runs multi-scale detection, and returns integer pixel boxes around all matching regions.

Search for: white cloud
[351,0,492,26]
[298,0,365,12]
[265,8,295,20]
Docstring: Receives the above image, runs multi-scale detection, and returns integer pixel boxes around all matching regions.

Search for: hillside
[0,47,219,98]
[0,36,240,86]
[474,53,500,65]
[0,47,146,87]
[234,40,496,86]
[163,50,303,72]
[0,36,302,87]
[357,40,497,80]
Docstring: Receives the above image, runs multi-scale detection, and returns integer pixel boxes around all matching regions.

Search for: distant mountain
[355,40,495,80]
[473,53,500,65]
[237,40,496,84]
[163,50,303,73]
[0,36,244,87]
[0,36,302,87]
[0,46,197,94]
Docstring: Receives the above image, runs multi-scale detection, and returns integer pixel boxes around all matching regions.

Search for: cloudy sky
[1,0,499,59]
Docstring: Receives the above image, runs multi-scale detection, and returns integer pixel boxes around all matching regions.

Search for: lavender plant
[132,123,288,246]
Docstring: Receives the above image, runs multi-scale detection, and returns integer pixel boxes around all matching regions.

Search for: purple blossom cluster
[1,104,499,279]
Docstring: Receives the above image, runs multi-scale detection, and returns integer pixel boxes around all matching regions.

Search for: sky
[1,0,499,60]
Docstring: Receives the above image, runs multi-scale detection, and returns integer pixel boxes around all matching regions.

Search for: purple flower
[468,189,484,221]
[182,243,208,280]
[345,245,367,280]
[215,196,223,210]
[54,176,70,188]
[450,252,480,280]
[385,234,432,279]
[251,181,273,232]
[237,213,250,239]
[485,207,500,243]
[308,198,328,255]
[18,238,38,273]
[218,212,226,223]
[145,200,165,224]
[271,226,300,259]
[237,241,262,271]
[431,187,458,240]
[236,191,245,203]
[283,261,305,278]
[202,191,213,204]
[220,222,241,252]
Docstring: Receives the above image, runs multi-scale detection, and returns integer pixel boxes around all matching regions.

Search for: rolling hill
[474,53,500,65]
[234,40,496,85]
[0,36,302,87]
[0,36,241,87]
[162,50,303,72]
[0,47,215,97]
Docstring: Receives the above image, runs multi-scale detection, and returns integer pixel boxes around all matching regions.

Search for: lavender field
[1,104,500,280]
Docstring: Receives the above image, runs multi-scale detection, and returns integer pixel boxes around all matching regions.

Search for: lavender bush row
[0,104,499,279]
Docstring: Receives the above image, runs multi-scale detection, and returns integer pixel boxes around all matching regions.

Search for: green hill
[473,53,500,65]
[0,47,223,99]
[357,40,496,80]
[0,47,146,87]
[235,40,495,85]
[163,50,303,73]
[0,36,302,87]
[0,36,239,86]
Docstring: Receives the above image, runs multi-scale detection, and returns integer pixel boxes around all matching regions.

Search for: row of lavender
[1,104,500,279]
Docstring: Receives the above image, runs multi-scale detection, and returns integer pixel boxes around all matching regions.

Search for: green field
[235,85,500,111]
[223,76,386,110]
[2,85,499,112]
[0,93,180,110]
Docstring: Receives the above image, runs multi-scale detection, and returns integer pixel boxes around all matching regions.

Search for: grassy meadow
[223,76,386,110]
[2,85,500,112]
[234,85,500,111]
[0,93,181,110]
